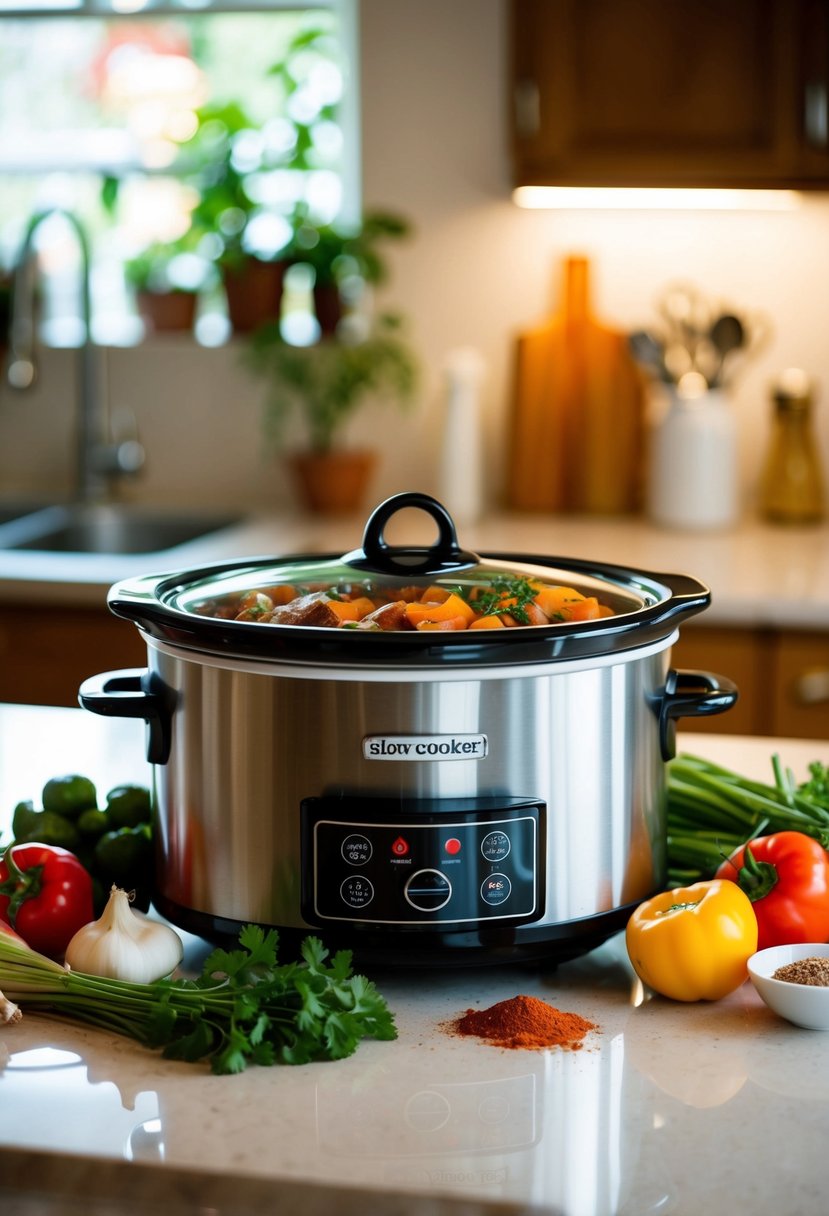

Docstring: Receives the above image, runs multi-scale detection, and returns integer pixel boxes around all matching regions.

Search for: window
[0,0,358,345]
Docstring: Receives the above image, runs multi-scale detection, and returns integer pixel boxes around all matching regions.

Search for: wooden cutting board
[506,257,647,514]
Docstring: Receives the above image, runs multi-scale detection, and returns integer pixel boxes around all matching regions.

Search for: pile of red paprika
[626,830,829,1001]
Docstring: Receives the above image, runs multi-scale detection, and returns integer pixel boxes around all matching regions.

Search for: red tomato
[716,831,829,951]
[0,842,94,959]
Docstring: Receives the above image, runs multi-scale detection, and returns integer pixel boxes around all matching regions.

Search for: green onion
[667,753,829,885]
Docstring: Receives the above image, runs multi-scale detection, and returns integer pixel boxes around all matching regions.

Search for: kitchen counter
[1,703,828,1216]
[0,508,828,631]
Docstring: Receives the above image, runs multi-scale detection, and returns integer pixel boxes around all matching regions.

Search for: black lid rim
[106,550,711,669]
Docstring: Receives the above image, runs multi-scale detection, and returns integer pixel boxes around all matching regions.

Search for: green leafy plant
[291,210,411,288]
[247,312,418,453]
[124,232,215,298]
[180,23,345,276]
[182,100,275,272]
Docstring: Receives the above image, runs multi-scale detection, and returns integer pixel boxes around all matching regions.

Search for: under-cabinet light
[512,186,802,211]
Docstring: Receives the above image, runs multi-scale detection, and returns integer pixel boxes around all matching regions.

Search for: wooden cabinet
[672,625,829,740]
[510,0,829,189]
[770,630,829,739]
[2,602,827,742]
[0,604,145,708]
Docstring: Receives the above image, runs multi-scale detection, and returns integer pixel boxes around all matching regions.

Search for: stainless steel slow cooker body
[80,493,738,965]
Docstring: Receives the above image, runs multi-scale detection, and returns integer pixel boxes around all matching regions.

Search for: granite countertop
[1,703,828,1216]
[0,508,827,631]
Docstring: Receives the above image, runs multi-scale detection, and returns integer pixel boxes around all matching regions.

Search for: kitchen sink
[0,500,53,526]
[0,503,243,555]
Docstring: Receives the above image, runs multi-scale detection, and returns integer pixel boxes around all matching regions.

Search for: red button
[391,836,410,856]
[444,837,462,855]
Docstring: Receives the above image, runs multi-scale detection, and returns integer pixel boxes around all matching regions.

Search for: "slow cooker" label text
[362,734,489,761]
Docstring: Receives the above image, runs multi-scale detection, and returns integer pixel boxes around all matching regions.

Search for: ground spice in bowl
[773,957,829,986]
[449,994,595,1050]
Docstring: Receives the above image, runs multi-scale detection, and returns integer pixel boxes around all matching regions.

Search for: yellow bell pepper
[625,879,758,1002]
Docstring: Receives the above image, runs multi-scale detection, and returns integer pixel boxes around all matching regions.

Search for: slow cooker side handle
[658,669,739,761]
[78,669,173,765]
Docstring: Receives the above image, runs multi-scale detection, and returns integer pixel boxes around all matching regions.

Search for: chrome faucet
[6,207,144,502]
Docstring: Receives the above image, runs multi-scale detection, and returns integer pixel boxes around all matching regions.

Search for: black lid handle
[343,492,479,577]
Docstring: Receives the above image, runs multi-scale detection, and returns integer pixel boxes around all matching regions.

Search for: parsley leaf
[800,761,829,807]
[2,925,397,1077]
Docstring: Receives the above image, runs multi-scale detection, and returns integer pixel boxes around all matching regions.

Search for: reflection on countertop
[0,711,826,1216]
[2,931,826,1216]
[0,508,828,630]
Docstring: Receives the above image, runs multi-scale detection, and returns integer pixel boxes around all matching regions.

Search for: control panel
[300,796,545,927]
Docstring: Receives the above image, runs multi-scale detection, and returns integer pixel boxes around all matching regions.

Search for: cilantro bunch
[0,923,397,1075]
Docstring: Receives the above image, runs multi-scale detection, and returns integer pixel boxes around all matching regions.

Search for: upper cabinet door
[510,0,829,189]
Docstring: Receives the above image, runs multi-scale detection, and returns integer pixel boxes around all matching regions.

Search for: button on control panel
[340,876,374,909]
[341,834,372,866]
[481,873,511,906]
[405,869,452,912]
[481,830,511,863]
[300,796,544,927]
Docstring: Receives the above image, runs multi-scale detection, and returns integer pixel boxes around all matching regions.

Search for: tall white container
[647,387,739,530]
[439,347,486,523]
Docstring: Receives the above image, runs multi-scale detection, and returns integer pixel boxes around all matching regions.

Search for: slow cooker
[79,492,737,966]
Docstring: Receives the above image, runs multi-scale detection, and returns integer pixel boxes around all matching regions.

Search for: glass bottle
[760,369,825,524]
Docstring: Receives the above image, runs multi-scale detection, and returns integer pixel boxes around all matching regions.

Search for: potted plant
[124,234,215,334]
[291,210,411,336]
[246,311,418,513]
[182,100,293,334]
[165,24,351,336]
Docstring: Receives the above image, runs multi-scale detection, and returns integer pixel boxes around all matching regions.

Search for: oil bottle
[760,369,825,524]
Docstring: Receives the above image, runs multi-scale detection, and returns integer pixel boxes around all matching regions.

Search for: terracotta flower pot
[224,260,287,334]
[312,281,343,336]
[289,449,376,514]
[138,291,197,334]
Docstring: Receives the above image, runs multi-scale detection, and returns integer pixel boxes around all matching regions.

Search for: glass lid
[108,493,712,666]
[171,493,653,632]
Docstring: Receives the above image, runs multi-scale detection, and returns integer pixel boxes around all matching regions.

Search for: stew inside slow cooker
[198,573,616,632]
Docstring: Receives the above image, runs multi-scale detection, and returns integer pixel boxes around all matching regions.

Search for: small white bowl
[748,944,829,1030]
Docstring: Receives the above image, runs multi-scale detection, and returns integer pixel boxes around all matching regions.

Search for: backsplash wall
[2,0,828,519]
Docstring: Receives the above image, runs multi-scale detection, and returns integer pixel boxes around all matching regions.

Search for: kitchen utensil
[507,256,647,513]
[79,492,737,966]
[708,313,745,387]
[656,283,709,374]
[748,945,829,1029]
[663,342,694,382]
[628,330,670,382]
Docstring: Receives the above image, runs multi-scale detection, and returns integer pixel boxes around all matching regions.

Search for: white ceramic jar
[646,387,738,530]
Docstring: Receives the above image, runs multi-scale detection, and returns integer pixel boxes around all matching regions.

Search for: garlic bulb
[0,989,22,1024]
[65,887,183,983]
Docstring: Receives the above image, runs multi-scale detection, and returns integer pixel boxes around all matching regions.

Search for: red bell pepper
[716,830,829,951]
[0,842,94,959]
